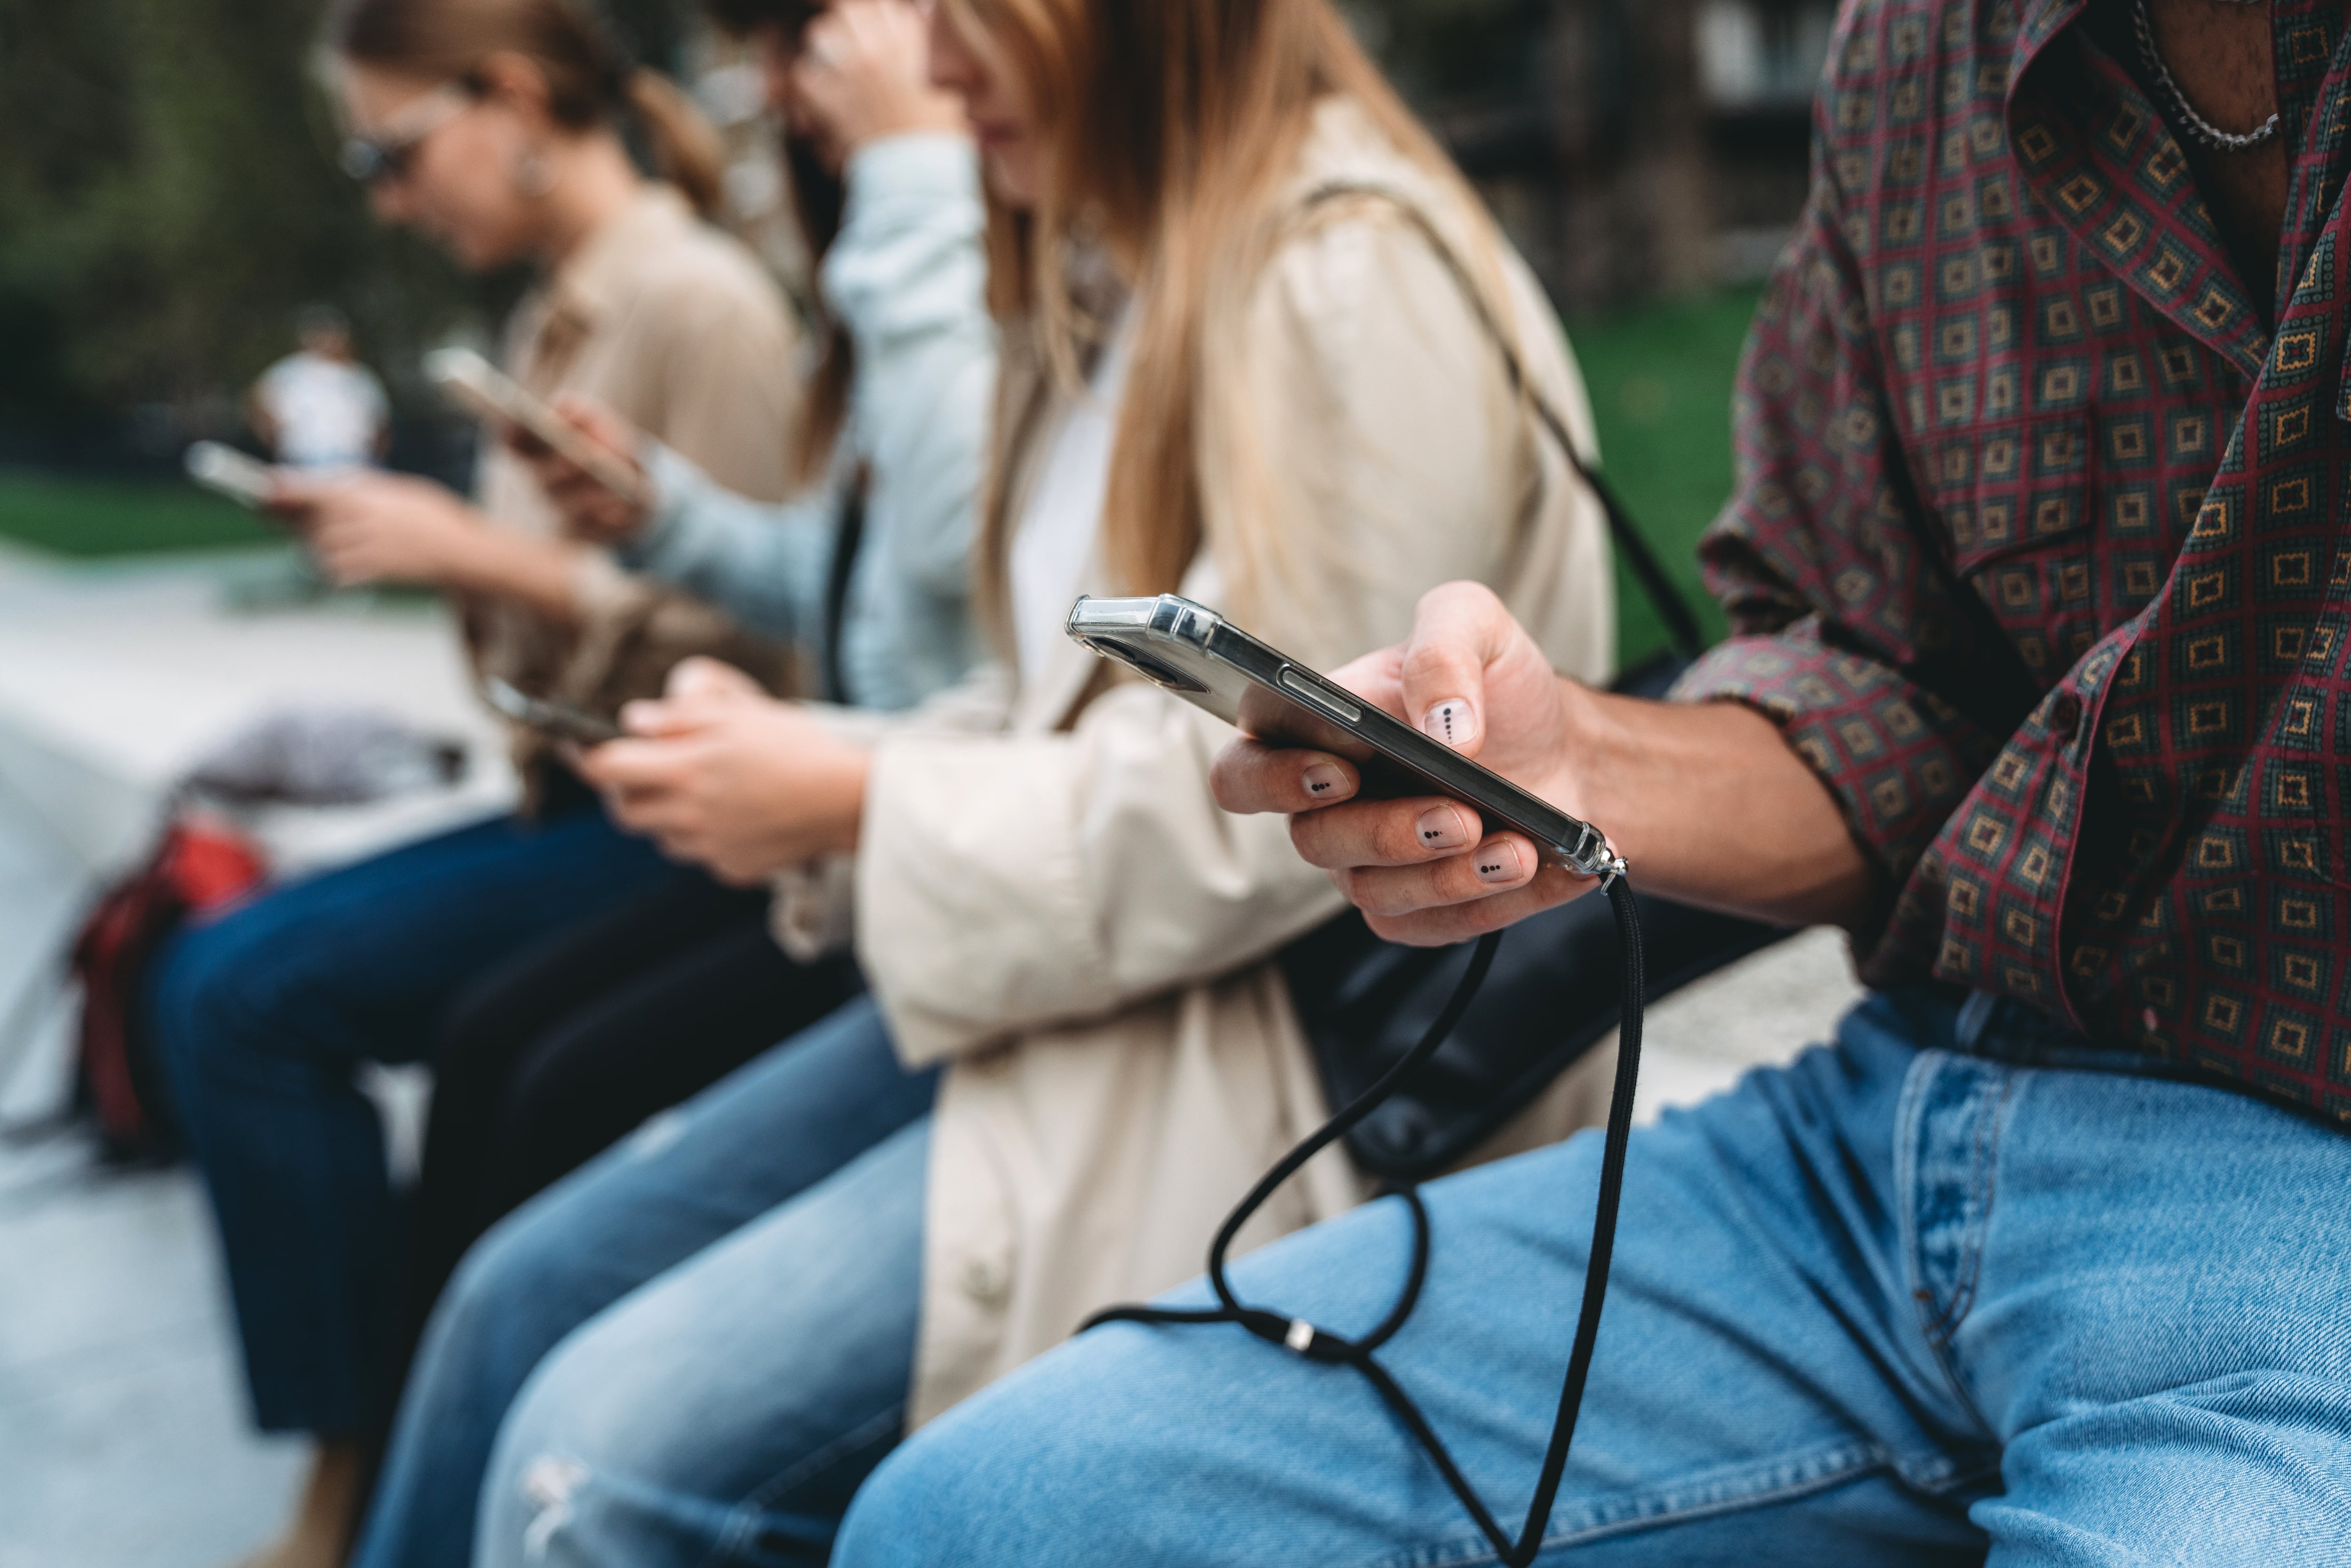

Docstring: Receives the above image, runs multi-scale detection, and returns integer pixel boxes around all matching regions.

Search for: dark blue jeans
[150,800,684,1436]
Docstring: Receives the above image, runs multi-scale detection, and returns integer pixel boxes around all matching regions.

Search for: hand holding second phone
[576,657,870,885]
[270,470,485,588]
[1213,582,1878,942]
[791,0,968,159]
[1210,583,1595,946]
[509,395,651,546]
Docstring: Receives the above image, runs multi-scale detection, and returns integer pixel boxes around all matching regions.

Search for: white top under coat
[1007,307,1137,688]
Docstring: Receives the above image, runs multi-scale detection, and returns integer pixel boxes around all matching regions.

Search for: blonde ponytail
[622,67,728,221]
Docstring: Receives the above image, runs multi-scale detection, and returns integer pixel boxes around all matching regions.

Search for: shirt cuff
[1672,622,1995,889]
[617,440,705,571]
[839,132,980,218]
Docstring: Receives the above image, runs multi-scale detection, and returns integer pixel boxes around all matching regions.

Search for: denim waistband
[1948,990,2212,1084]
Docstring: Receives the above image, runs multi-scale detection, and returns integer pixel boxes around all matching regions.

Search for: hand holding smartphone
[1065,594,1621,881]
[426,348,652,509]
[185,441,288,510]
[482,677,626,746]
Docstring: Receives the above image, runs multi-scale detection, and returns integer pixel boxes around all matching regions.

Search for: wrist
[810,741,871,856]
[846,112,968,156]
[1546,678,1628,855]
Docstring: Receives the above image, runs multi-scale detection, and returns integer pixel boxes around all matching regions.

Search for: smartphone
[482,677,627,746]
[424,347,652,508]
[185,441,286,509]
[1065,594,1621,879]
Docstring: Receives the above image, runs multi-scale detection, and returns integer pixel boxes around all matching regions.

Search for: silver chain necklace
[2132,0,2280,151]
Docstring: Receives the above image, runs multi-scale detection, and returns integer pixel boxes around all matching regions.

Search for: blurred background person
[350,0,1617,1559]
[393,0,991,1471]
[144,2,802,1566]
[248,306,391,473]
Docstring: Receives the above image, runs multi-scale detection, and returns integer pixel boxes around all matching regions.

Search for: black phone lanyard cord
[1083,875,1646,1568]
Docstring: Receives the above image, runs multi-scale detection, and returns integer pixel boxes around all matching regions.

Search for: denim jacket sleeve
[618,134,993,700]
[617,440,837,644]
[821,133,996,604]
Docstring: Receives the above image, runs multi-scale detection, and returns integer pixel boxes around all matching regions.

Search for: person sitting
[346,0,1618,1561]
[147,2,799,1564]
[390,0,993,1448]
[828,0,2351,1561]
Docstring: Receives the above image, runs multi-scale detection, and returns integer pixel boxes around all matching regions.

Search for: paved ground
[0,545,1867,1568]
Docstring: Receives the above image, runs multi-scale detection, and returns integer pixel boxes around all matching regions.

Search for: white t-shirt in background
[1009,310,1138,687]
[255,352,390,470]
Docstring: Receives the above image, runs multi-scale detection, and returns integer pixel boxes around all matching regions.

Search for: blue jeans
[151,801,682,1435]
[836,989,2351,1567]
[351,997,936,1568]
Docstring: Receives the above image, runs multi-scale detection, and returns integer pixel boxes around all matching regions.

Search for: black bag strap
[819,465,871,706]
[1301,182,1707,663]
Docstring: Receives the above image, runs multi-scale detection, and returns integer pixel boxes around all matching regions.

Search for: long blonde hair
[945,0,1530,631]
[333,0,730,221]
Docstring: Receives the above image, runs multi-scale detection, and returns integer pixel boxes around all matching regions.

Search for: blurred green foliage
[1568,287,1763,665]
[0,0,696,440]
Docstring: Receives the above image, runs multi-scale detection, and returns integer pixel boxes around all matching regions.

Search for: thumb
[666,656,762,703]
[552,393,633,456]
[1396,581,1515,758]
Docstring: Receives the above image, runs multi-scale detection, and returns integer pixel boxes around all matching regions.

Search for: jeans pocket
[1895,1050,2013,1346]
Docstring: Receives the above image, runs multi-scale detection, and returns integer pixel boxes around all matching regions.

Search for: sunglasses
[340,83,474,186]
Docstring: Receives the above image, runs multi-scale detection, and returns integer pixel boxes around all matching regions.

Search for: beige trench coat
[832,100,1618,1426]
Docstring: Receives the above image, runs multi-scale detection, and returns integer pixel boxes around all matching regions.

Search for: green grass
[1568,286,1764,667]
[0,470,277,558]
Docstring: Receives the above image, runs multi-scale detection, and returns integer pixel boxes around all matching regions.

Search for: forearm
[1558,684,1874,930]
[438,528,588,627]
[624,445,832,639]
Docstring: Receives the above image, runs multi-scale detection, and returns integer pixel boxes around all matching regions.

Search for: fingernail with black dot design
[1301,762,1350,801]
[1414,806,1470,851]
[1474,843,1524,884]
[1420,699,1476,749]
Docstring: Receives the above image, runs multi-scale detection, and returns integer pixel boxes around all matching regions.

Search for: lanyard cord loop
[1083,875,1647,1567]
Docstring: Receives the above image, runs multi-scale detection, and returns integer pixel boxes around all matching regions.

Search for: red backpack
[70,817,267,1161]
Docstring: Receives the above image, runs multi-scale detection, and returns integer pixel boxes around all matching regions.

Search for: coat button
[961,1256,1008,1302]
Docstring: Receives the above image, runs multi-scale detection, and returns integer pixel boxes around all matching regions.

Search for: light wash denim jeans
[836,988,2351,1566]
[349,997,936,1568]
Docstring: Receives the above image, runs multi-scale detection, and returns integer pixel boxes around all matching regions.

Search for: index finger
[1210,738,1359,816]
[572,736,690,791]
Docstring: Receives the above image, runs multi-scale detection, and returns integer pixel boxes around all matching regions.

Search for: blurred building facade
[0,0,1832,473]
[1359,0,1833,311]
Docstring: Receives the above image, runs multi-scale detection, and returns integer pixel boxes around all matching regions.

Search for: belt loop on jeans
[1954,990,2001,1055]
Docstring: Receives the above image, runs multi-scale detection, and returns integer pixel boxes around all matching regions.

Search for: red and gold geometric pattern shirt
[1681,0,2351,1118]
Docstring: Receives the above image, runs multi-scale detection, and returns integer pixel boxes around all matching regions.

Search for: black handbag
[1279,184,1791,1180]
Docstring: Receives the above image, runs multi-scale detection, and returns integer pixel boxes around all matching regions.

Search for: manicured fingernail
[1474,842,1524,884]
[1302,763,1350,800]
[1420,699,1475,748]
[1415,806,1470,851]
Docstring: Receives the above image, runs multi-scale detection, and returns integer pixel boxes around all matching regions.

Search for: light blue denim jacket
[619,134,993,711]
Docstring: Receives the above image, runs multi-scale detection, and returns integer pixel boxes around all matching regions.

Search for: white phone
[184,441,286,509]
[425,347,652,507]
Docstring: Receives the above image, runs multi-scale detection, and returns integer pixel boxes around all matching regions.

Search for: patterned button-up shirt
[1682,0,2351,1119]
